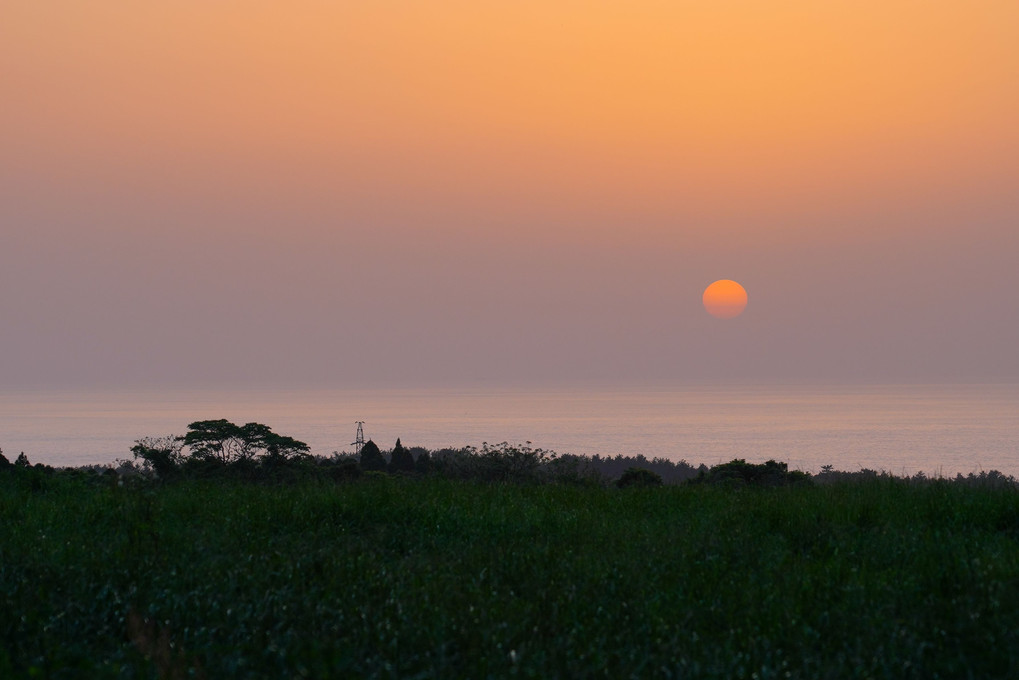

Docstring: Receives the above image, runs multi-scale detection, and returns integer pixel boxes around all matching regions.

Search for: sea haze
[1,385,1016,477]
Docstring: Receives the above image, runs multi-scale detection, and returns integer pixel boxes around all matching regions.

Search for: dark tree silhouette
[240,423,311,463]
[389,438,415,473]
[694,459,809,487]
[414,449,432,474]
[131,436,185,477]
[183,420,246,463]
[359,440,386,472]
[15,452,30,467]
[182,420,310,464]
[616,467,663,489]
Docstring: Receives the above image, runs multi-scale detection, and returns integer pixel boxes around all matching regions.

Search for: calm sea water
[1,385,1017,476]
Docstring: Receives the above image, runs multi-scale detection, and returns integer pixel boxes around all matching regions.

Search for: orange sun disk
[703,280,748,319]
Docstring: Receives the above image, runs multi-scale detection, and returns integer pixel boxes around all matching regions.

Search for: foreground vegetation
[3,465,1019,678]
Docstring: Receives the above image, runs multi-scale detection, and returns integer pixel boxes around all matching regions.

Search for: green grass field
[3,473,1019,678]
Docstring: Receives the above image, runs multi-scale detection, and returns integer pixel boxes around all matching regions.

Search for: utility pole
[352,422,365,456]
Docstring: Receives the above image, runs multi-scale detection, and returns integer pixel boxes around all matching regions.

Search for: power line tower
[352,421,365,456]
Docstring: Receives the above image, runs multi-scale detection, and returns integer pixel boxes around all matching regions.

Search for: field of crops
[3,471,1019,678]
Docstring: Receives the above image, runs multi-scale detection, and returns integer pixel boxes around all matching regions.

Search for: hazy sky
[2,2,1017,388]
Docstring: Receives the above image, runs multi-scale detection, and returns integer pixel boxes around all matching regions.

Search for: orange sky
[1,2,1017,386]
[6,3,1018,219]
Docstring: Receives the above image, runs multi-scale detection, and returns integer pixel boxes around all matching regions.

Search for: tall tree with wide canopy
[182,419,309,463]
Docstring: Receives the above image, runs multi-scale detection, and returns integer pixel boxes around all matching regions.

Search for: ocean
[1,384,1017,476]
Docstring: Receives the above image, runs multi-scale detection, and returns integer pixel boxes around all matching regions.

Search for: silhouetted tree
[15,452,30,467]
[477,441,552,482]
[183,419,246,463]
[694,459,810,487]
[359,440,386,472]
[414,449,432,474]
[389,438,415,473]
[131,435,185,478]
[0,447,10,469]
[585,454,697,484]
[182,419,310,465]
[547,453,602,486]
[241,422,311,463]
[616,467,663,489]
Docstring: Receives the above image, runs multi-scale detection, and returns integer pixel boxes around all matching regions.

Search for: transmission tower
[352,421,365,456]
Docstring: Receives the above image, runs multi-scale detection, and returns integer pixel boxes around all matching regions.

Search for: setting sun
[703,280,748,319]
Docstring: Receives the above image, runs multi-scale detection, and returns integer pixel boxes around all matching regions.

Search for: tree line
[5,420,1017,490]
[124,421,707,486]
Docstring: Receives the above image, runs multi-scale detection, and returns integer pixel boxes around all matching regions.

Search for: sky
[2,1,1018,389]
